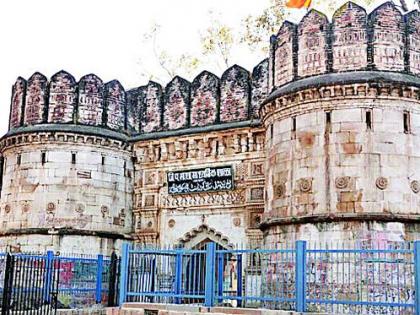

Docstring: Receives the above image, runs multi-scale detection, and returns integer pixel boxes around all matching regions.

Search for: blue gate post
[217,253,224,303]
[205,242,216,307]
[236,254,243,307]
[414,241,420,315]
[119,243,130,306]
[95,254,104,304]
[174,250,183,304]
[295,240,307,312]
[43,250,54,303]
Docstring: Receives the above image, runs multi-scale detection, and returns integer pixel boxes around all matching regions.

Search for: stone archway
[176,224,235,304]
[176,224,234,249]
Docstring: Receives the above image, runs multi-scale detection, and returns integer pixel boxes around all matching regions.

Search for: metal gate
[1,252,59,315]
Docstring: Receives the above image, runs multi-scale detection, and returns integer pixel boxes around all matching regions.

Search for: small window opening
[325,112,332,133]
[102,155,105,165]
[41,152,46,165]
[366,110,372,130]
[291,117,297,140]
[404,111,411,134]
[71,152,76,164]
[17,154,21,166]
[270,124,274,140]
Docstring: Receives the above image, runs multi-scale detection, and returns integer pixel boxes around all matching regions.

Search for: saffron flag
[286,0,312,9]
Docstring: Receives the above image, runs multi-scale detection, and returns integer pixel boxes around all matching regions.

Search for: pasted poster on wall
[167,166,234,194]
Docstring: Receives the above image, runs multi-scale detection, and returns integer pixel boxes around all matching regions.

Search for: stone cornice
[261,71,420,124]
[0,120,264,152]
[129,119,262,142]
[0,227,133,239]
[260,213,420,230]
[0,129,132,153]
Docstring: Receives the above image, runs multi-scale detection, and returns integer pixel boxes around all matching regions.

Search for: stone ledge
[259,212,420,230]
[264,71,420,106]
[0,227,133,240]
[2,124,129,143]
[130,120,261,142]
[118,303,328,315]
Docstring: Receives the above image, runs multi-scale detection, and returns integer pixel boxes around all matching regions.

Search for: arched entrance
[177,225,235,305]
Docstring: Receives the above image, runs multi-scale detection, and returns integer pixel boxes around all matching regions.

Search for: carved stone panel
[24,72,48,125]
[48,71,77,123]
[251,59,269,119]
[104,80,126,131]
[9,77,26,129]
[220,65,250,123]
[78,74,104,126]
[275,22,296,86]
[142,81,163,133]
[332,2,368,72]
[297,10,329,77]
[190,71,219,127]
[369,2,405,71]
[163,76,191,130]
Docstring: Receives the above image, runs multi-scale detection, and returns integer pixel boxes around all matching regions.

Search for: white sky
[0,0,415,136]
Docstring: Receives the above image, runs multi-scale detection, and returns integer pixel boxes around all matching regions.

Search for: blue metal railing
[120,240,420,315]
[0,251,116,309]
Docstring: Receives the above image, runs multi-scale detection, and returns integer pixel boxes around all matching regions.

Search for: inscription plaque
[167,166,234,195]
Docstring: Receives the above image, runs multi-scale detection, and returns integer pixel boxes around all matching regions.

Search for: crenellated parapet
[270,1,420,89]
[7,60,268,138]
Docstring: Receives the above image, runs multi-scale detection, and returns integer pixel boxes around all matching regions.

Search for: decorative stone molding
[46,202,55,214]
[250,187,264,201]
[21,202,30,213]
[134,128,265,164]
[376,177,388,190]
[177,224,234,249]
[168,219,175,228]
[260,77,420,123]
[335,177,350,189]
[298,178,312,193]
[0,130,131,153]
[233,217,241,227]
[274,184,286,198]
[161,189,246,209]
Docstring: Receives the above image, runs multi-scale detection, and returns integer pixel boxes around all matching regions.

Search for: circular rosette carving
[411,180,420,194]
[46,202,56,214]
[274,184,286,198]
[376,177,388,190]
[335,177,349,189]
[168,219,176,228]
[299,179,312,193]
[233,217,241,227]
[22,202,31,213]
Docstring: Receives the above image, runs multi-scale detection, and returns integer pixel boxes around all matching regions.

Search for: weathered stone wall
[332,2,368,72]
[271,1,419,89]
[132,126,265,247]
[0,132,133,254]
[48,71,77,124]
[261,80,420,242]
[407,10,420,75]
[24,72,48,125]
[104,80,126,131]
[9,77,26,129]
[8,60,268,135]
[1,1,420,253]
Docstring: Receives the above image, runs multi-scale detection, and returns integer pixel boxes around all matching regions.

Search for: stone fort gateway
[0,1,419,255]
